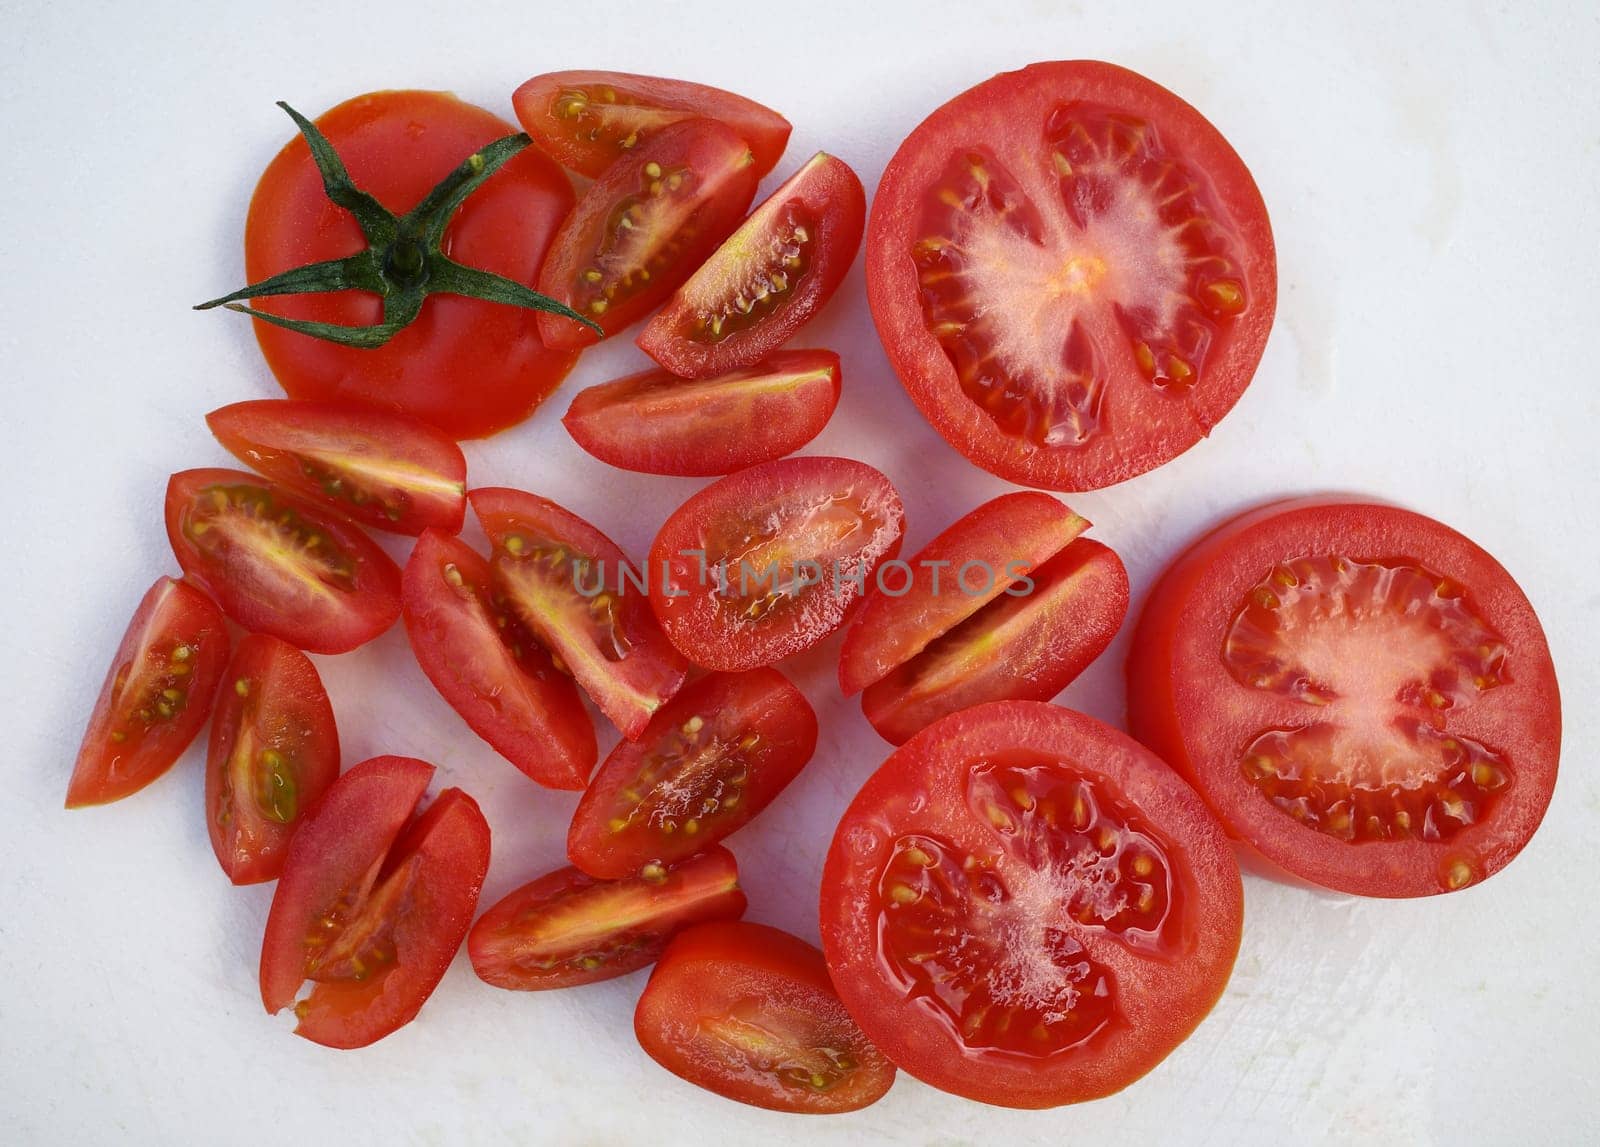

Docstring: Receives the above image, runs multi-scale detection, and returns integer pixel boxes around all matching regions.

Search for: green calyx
[195,101,600,348]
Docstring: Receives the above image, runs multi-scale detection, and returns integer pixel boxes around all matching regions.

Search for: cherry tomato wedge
[468,846,747,991]
[567,669,818,879]
[648,457,905,672]
[562,349,841,477]
[1126,497,1561,898]
[537,119,761,350]
[839,491,1088,695]
[636,921,896,1113]
[245,90,579,439]
[637,152,865,378]
[513,70,791,179]
[66,577,230,808]
[206,634,340,884]
[402,529,596,789]
[471,487,688,740]
[821,701,1242,1108]
[259,756,490,1048]
[165,468,402,654]
[868,61,1276,490]
[206,399,467,536]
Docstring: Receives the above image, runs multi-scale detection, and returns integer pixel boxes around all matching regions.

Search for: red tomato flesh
[66,577,230,808]
[468,846,747,991]
[567,669,818,879]
[206,634,340,884]
[637,152,866,378]
[1126,497,1561,898]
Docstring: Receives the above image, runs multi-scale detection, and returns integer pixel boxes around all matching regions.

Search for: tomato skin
[537,119,762,350]
[468,846,747,991]
[567,669,818,879]
[165,468,402,655]
[635,921,896,1113]
[245,90,578,440]
[205,634,340,884]
[402,529,596,790]
[1126,497,1562,898]
[66,578,231,808]
[562,349,841,477]
[513,70,791,179]
[206,400,467,536]
[637,152,866,378]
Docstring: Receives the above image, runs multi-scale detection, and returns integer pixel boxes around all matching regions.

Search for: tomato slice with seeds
[821,701,1242,1108]
[567,669,818,879]
[1126,497,1561,898]
[868,61,1276,491]
[637,152,865,378]
[648,457,905,672]
[635,921,896,1113]
[537,119,761,350]
[206,400,466,537]
[863,538,1129,745]
[206,634,340,884]
[260,756,490,1049]
[471,487,688,740]
[468,846,747,991]
[562,349,841,477]
[66,577,230,808]
[513,70,791,180]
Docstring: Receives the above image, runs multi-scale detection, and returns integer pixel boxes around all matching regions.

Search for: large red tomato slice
[821,701,1242,1108]
[867,61,1276,490]
[1126,497,1561,898]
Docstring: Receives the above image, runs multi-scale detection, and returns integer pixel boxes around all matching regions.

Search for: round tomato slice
[66,577,231,808]
[402,529,596,789]
[513,70,791,179]
[260,756,490,1049]
[1126,497,1561,898]
[471,487,688,740]
[537,119,761,350]
[821,701,1242,1108]
[165,468,402,654]
[567,669,818,879]
[244,90,578,440]
[206,399,466,536]
[468,846,746,991]
[562,349,841,477]
[206,633,340,884]
[868,61,1276,491]
[637,152,865,378]
[648,457,905,672]
[635,921,896,1113]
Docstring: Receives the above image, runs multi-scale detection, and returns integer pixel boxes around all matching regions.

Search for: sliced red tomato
[839,491,1088,695]
[471,487,688,740]
[1126,497,1561,898]
[206,634,340,884]
[562,349,841,477]
[821,701,1242,1108]
[648,457,905,672]
[868,61,1276,491]
[402,529,596,789]
[513,70,791,179]
[245,90,579,439]
[537,119,761,350]
[66,577,230,808]
[635,921,896,1113]
[259,756,490,1048]
[468,846,747,991]
[637,152,865,378]
[206,399,466,536]
[165,468,402,654]
[567,669,818,878]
